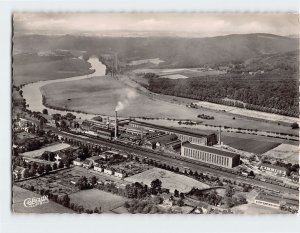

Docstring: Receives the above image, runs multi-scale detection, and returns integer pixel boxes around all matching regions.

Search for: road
[24,117,299,195]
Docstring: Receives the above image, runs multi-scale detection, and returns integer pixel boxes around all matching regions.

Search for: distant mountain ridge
[13,33,298,67]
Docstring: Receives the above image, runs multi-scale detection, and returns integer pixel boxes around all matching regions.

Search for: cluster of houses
[73,150,128,178]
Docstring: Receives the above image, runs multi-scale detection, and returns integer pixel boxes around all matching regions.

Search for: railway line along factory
[181,142,240,168]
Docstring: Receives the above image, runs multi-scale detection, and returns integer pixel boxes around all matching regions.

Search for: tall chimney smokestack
[115,111,118,139]
[107,116,110,129]
[219,126,222,145]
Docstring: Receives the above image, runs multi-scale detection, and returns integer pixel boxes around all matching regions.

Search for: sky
[13,13,299,37]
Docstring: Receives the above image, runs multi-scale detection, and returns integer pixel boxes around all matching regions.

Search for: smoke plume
[115,89,137,111]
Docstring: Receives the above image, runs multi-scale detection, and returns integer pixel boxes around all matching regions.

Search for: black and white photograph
[11,12,299,215]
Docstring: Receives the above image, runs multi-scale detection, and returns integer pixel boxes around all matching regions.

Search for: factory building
[144,133,179,150]
[181,142,240,168]
[81,121,114,140]
[128,120,217,146]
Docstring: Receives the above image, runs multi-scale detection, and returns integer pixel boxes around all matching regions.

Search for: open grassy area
[21,143,70,158]
[13,55,93,86]
[41,72,297,135]
[231,203,288,214]
[222,136,280,154]
[69,189,127,213]
[12,186,75,213]
[263,144,299,164]
[125,167,209,193]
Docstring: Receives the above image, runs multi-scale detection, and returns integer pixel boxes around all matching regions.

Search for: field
[13,53,93,85]
[195,101,299,125]
[263,144,299,164]
[222,136,280,154]
[231,203,288,214]
[21,143,70,158]
[132,68,226,79]
[14,132,37,145]
[129,58,164,65]
[12,186,75,213]
[125,167,209,193]
[69,189,127,213]
[41,72,298,135]
[41,74,207,118]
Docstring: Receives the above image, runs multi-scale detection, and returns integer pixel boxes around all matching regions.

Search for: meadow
[125,167,209,193]
[13,53,93,85]
[262,144,299,164]
[222,136,280,154]
[69,189,127,213]
[41,73,297,135]
[21,143,70,158]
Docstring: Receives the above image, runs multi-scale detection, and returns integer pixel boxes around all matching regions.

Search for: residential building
[260,163,287,176]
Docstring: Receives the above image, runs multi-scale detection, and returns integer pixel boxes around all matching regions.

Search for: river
[22,57,106,119]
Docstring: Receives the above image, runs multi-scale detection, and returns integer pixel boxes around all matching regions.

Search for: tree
[52,113,61,121]
[41,152,49,161]
[225,186,235,197]
[61,194,70,207]
[177,198,184,207]
[248,171,255,178]
[76,176,89,190]
[52,163,58,170]
[58,161,64,169]
[179,192,185,199]
[150,179,162,195]
[37,165,45,175]
[90,176,98,186]
[23,168,30,178]
[174,189,179,197]
[60,120,67,129]
[291,122,299,129]
[94,207,100,214]
[45,164,52,174]
[49,152,55,162]
[42,109,48,115]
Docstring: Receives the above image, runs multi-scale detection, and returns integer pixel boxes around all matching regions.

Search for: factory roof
[182,142,239,158]
[130,120,214,138]
[148,134,178,145]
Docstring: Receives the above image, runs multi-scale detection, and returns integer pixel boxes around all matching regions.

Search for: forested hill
[14,33,298,68]
[145,50,299,117]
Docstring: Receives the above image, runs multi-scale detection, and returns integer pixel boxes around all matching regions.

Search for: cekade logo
[24,195,49,208]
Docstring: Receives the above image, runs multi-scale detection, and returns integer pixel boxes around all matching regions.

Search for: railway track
[53,129,299,195]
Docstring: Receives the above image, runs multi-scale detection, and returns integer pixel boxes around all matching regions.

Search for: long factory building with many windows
[128,120,218,146]
[181,142,240,168]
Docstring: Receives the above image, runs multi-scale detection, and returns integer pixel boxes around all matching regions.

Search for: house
[114,169,127,178]
[94,165,104,172]
[73,158,83,166]
[260,163,287,176]
[290,172,299,182]
[13,166,25,179]
[82,156,103,169]
[161,193,174,207]
[254,193,281,209]
[103,168,114,175]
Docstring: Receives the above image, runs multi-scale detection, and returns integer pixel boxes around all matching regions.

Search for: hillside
[144,50,299,117]
[13,33,298,68]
